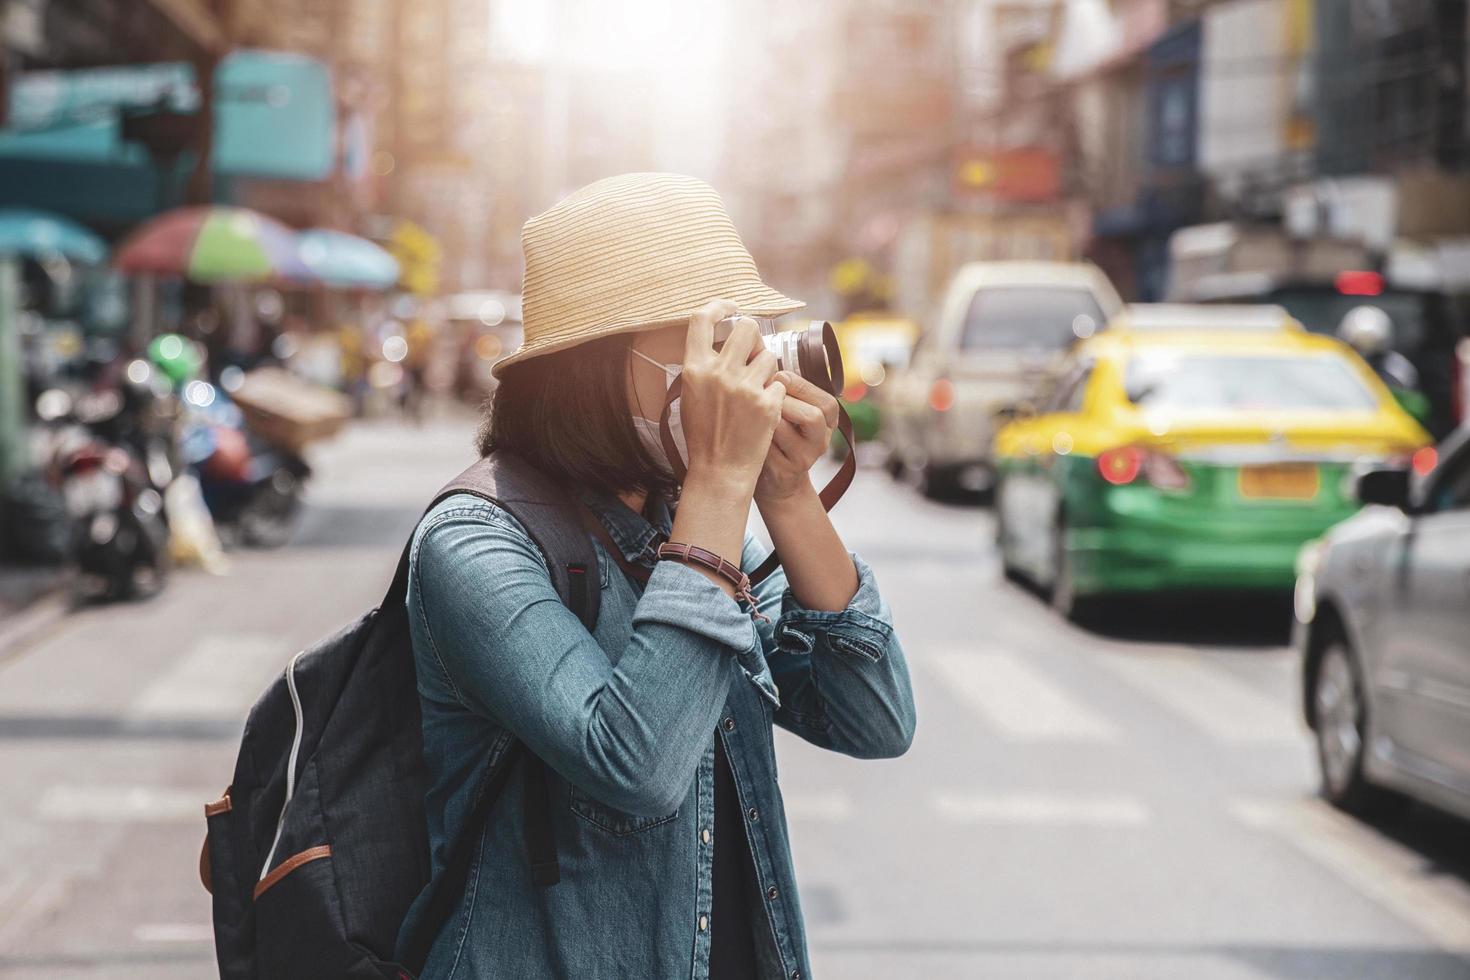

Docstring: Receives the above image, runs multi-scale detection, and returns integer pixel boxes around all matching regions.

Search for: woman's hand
[668,300,785,597]
[754,371,840,505]
[678,300,785,494]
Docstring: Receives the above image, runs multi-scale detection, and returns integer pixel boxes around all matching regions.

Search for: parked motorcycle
[177,386,311,549]
[36,386,171,601]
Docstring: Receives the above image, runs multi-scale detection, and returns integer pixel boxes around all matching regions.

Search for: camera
[714,316,845,397]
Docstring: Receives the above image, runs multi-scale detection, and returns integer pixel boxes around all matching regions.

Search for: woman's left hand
[754,371,840,505]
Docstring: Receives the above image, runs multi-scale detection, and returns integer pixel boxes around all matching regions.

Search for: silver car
[1296,426,1470,820]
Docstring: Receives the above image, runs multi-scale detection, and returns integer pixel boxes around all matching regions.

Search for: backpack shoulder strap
[431,452,600,630]
[377,451,599,628]
[398,453,594,971]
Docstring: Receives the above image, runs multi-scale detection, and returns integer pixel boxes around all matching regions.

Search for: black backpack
[200,452,598,980]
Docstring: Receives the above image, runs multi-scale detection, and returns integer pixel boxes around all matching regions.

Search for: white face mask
[629,348,687,475]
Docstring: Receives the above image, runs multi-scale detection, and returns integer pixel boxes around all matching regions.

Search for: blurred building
[1029,0,1470,301]
[724,0,970,317]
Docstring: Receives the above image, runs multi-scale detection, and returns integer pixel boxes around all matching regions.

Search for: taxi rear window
[1124,351,1379,412]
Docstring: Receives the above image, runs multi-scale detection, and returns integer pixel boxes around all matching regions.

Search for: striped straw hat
[493,172,803,377]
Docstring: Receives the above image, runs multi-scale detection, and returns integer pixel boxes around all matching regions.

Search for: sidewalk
[0,563,71,662]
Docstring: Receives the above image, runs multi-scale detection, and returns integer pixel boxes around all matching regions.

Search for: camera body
[713,315,845,397]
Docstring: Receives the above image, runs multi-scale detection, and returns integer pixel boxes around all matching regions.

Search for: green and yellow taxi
[993,305,1432,620]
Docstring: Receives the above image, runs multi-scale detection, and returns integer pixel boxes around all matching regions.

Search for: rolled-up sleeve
[744,538,916,759]
[412,503,755,816]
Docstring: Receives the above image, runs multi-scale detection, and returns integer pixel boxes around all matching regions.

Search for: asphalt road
[1,414,1467,979]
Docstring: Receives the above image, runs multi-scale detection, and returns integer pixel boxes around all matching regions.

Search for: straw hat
[493,172,803,377]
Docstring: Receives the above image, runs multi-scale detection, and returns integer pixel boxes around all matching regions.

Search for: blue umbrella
[0,209,107,263]
[295,228,400,290]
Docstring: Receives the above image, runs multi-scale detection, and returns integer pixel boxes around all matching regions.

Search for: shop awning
[0,209,107,263]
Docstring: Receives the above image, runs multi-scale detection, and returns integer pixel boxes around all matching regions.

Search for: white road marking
[781,792,853,822]
[135,922,216,943]
[37,785,209,823]
[126,633,291,721]
[933,791,1150,827]
[927,652,1120,741]
[1232,798,1470,953]
[1094,651,1303,744]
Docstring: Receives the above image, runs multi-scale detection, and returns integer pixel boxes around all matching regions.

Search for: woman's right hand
[677,299,785,492]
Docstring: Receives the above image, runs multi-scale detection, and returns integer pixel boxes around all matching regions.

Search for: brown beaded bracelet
[656,541,770,623]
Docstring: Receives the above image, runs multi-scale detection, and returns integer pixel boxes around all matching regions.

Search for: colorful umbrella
[114,206,310,284]
[0,209,107,263]
[294,228,401,290]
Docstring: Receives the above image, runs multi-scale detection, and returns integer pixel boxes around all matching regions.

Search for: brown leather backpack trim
[253,845,332,900]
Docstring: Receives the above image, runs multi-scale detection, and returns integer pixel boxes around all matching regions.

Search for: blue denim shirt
[398,484,915,980]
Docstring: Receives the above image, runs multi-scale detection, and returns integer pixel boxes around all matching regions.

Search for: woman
[400,173,915,979]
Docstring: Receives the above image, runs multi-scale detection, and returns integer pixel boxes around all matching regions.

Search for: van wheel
[920,464,959,499]
[1312,637,1407,819]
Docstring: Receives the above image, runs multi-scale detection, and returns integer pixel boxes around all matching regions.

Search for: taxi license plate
[1238,464,1319,500]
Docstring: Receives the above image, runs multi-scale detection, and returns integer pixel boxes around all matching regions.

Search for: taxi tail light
[1097,444,1190,490]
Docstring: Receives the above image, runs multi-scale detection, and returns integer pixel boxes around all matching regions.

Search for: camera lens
[762,321,843,396]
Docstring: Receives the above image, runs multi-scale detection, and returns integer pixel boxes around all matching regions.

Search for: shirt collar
[573,484,671,566]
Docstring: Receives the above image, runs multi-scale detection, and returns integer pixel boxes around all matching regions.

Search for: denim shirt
[397,484,916,980]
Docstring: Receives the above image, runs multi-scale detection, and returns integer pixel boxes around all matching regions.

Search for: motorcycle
[36,386,171,601]
[178,386,311,549]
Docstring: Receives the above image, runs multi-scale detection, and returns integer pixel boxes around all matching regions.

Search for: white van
[883,261,1123,496]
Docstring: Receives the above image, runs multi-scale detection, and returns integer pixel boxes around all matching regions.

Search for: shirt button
[791,972,802,980]
[698,914,708,932]
[701,828,711,845]
[723,717,736,732]
[747,807,760,822]
[766,885,779,900]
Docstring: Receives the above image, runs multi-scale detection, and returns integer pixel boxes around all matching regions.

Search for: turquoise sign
[0,51,334,181]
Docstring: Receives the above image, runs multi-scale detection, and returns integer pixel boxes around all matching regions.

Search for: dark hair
[477,333,678,500]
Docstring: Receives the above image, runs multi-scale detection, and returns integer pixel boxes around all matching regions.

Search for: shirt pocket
[568,783,678,837]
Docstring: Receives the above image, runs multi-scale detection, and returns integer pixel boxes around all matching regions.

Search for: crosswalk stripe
[781,792,853,822]
[126,633,290,722]
[135,922,216,943]
[933,791,1150,827]
[37,785,209,823]
[926,652,1120,742]
[1092,651,1303,744]
[1232,799,1470,953]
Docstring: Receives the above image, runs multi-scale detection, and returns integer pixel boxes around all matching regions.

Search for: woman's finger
[770,421,805,460]
[775,371,841,429]
[780,394,827,429]
[717,315,761,368]
[686,299,736,365]
[745,349,779,386]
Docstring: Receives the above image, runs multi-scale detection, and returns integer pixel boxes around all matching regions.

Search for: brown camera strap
[659,374,857,585]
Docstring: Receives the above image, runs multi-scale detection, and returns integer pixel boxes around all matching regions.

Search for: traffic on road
[3,3,1470,978]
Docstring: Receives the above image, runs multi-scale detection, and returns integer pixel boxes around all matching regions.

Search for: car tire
[878,437,906,480]
[1048,514,1098,624]
[995,486,1024,583]
[1311,636,1407,820]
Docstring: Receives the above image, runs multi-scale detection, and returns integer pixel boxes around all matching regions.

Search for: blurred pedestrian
[398,173,916,980]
